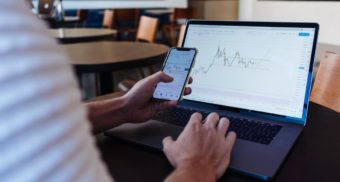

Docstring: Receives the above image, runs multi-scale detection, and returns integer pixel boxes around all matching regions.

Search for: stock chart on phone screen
[153,49,195,100]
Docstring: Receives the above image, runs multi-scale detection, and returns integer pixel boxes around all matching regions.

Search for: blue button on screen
[299,32,310,36]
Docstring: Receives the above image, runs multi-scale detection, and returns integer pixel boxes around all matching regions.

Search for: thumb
[160,72,174,83]
[162,136,177,167]
[162,136,174,150]
[149,71,173,84]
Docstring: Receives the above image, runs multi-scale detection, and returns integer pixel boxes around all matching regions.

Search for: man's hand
[163,112,237,181]
[86,71,192,134]
[121,71,192,124]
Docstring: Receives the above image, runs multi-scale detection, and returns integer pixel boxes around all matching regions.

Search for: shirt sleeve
[0,2,112,182]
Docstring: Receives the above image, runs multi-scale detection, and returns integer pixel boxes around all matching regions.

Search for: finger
[183,87,192,95]
[187,112,203,128]
[225,131,237,150]
[217,117,230,136]
[149,71,173,84]
[160,72,174,83]
[162,136,176,167]
[162,136,174,150]
[204,112,219,129]
[188,77,193,84]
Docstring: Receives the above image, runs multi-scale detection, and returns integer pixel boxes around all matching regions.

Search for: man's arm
[85,97,128,134]
[86,71,192,134]
[165,160,216,182]
[163,113,237,181]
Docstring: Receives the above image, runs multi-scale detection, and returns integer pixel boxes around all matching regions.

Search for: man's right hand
[163,112,237,181]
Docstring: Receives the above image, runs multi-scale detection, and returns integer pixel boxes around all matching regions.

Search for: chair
[136,16,159,43]
[103,9,139,40]
[310,52,340,112]
[177,25,186,47]
[102,10,114,28]
[113,9,139,29]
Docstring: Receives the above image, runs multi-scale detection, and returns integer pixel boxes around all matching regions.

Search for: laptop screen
[183,23,317,123]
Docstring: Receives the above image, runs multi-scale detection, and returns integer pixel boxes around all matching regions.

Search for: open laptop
[105,21,319,180]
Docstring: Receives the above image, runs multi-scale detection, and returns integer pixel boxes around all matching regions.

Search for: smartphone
[153,47,197,102]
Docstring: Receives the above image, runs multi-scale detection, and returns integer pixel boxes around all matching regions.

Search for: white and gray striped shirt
[0,1,112,181]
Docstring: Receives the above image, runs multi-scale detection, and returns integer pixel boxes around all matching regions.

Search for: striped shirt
[0,1,112,181]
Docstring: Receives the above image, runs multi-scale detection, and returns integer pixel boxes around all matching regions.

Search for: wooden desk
[97,102,340,182]
[62,41,169,94]
[49,28,117,44]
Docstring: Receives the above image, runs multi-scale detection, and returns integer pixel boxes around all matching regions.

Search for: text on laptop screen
[183,24,315,120]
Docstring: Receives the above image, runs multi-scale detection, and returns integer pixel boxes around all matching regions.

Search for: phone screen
[153,48,196,101]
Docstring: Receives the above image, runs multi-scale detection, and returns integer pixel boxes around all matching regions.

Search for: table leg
[99,72,114,95]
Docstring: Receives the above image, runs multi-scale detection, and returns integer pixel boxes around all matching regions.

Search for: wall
[239,0,340,45]
[189,0,238,20]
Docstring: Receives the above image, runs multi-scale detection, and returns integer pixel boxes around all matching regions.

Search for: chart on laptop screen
[183,24,315,119]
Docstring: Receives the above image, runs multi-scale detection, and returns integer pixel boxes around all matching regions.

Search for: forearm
[85,97,128,134]
[165,160,216,182]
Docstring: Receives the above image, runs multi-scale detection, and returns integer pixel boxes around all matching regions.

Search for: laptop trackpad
[104,120,183,150]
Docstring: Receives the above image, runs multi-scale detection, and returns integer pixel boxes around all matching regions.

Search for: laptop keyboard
[153,107,282,145]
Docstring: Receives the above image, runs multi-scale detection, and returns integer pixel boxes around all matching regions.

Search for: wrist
[86,96,129,133]
[107,96,129,125]
[119,95,134,123]
[177,159,216,181]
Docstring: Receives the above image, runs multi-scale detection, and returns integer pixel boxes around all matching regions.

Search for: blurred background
[29,0,340,112]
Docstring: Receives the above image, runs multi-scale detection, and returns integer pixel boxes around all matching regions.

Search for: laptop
[105,21,319,180]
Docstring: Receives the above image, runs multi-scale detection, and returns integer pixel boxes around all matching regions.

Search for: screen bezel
[153,47,197,102]
[181,20,319,125]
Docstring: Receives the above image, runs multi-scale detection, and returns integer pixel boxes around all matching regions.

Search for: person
[0,1,236,182]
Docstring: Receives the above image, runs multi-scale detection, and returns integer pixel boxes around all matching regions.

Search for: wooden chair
[310,52,340,112]
[102,9,139,40]
[113,9,139,29]
[177,25,186,47]
[136,16,159,43]
[102,10,114,28]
